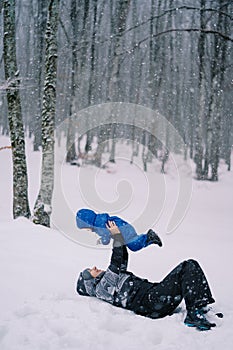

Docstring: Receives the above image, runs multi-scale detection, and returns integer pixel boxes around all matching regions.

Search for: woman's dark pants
[141,259,215,318]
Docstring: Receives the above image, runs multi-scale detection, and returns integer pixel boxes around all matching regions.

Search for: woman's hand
[106,221,121,235]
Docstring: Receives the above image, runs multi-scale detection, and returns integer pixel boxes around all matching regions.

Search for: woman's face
[89,266,104,278]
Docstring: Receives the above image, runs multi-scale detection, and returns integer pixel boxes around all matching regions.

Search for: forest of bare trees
[0,0,232,224]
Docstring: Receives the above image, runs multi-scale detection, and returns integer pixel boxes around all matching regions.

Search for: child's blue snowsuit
[76,208,152,252]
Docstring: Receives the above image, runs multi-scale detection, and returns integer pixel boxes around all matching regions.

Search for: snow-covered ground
[0,135,233,350]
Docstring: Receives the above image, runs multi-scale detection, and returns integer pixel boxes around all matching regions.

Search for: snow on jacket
[76,234,155,315]
[76,208,150,251]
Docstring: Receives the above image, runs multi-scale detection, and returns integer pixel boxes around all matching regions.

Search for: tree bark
[107,0,131,164]
[210,6,227,181]
[195,0,206,180]
[3,0,31,219]
[33,0,48,151]
[33,0,60,227]
[66,0,79,163]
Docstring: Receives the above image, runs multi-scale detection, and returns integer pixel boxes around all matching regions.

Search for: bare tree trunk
[107,0,131,164]
[33,0,60,227]
[94,126,107,168]
[108,0,131,101]
[66,0,79,163]
[142,131,149,172]
[225,112,232,171]
[83,0,98,158]
[195,0,206,180]
[78,0,92,156]
[161,147,169,174]
[210,7,227,181]
[33,0,48,151]
[188,17,197,161]
[3,0,31,219]
[148,0,164,109]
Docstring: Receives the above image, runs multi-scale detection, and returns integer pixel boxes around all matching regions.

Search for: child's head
[76,208,96,231]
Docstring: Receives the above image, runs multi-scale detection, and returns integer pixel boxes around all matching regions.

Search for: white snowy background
[0,135,233,350]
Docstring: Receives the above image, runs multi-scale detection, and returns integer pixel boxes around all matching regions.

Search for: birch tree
[33,0,60,227]
[3,0,31,219]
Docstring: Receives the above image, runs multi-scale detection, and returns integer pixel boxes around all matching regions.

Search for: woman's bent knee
[186,259,199,267]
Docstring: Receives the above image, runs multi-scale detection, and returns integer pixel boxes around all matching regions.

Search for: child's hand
[106,221,121,235]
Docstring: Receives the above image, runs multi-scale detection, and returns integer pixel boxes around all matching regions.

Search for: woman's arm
[94,223,129,304]
[106,221,128,273]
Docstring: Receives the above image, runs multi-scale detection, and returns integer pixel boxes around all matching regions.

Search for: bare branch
[59,17,70,44]
[136,28,233,47]
[122,5,233,37]
[116,27,233,64]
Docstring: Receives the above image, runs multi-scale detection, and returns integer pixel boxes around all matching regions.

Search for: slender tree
[3,0,31,219]
[209,5,227,181]
[33,0,48,151]
[33,0,60,227]
[66,0,79,163]
[194,0,206,180]
[108,0,131,164]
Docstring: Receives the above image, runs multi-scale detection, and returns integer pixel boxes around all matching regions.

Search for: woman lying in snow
[76,208,162,251]
[77,221,222,331]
